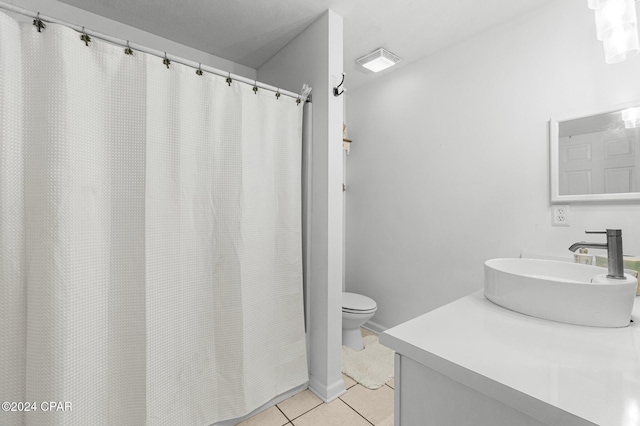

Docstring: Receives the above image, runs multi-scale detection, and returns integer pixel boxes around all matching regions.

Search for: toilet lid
[343,292,377,312]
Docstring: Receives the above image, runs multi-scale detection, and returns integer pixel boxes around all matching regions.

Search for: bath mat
[342,334,395,389]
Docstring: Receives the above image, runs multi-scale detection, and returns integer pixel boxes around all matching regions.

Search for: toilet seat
[343,307,377,314]
[342,292,377,313]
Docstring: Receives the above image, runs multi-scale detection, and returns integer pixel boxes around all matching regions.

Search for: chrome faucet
[569,229,625,279]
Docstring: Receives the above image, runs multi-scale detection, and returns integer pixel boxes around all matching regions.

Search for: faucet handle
[586,229,621,236]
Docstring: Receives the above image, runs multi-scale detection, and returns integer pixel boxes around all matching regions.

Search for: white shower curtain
[0,12,307,426]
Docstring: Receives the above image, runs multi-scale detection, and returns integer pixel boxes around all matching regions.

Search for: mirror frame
[550,100,640,204]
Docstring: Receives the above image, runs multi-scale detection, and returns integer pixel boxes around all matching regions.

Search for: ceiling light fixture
[356,48,401,72]
[588,0,640,63]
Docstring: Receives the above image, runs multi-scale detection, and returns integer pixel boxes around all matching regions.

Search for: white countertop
[380,291,640,426]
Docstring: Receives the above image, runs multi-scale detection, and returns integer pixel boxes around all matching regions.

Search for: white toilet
[342,292,377,351]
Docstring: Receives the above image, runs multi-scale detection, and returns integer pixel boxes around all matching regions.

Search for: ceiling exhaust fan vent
[356,48,401,72]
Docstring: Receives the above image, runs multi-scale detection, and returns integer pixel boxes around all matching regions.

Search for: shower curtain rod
[0,1,306,102]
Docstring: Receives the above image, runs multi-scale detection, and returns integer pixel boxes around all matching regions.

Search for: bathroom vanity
[380,291,640,426]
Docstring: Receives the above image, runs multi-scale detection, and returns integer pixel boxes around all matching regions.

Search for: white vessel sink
[484,258,638,327]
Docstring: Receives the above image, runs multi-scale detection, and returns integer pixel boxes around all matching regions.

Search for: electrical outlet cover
[552,205,569,227]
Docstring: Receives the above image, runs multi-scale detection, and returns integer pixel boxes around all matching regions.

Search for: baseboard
[212,382,308,425]
[308,375,346,403]
[364,319,387,334]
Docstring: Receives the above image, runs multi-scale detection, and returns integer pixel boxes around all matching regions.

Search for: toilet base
[342,327,364,351]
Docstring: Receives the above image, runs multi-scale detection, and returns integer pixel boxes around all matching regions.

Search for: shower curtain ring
[226,72,232,86]
[163,52,171,69]
[196,63,203,76]
[275,89,281,100]
[296,97,301,105]
[253,81,258,94]
[33,12,45,32]
[124,40,134,55]
[80,27,91,46]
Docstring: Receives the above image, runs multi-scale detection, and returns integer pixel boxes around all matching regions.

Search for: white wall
[4,0,256,79]
[346,0,640,330]
[259,10,345,402]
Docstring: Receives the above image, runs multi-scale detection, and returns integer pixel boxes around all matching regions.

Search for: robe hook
[333,73,345,97]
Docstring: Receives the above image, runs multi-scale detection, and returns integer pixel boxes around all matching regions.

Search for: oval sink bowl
[484,258,638,327]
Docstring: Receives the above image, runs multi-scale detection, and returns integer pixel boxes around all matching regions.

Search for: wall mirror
[550,101,640,203]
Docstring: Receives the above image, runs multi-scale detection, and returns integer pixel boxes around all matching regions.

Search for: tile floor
[236,329,394,426]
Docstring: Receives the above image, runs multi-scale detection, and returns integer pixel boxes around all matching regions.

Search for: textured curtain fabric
[0,12,307,425]
[0,12,26,425]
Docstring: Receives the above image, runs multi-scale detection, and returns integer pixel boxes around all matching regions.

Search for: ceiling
[54,0,555,90]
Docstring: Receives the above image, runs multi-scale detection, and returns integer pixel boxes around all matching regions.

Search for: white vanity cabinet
[380,291,640,426]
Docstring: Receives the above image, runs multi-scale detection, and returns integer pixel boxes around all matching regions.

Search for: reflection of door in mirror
[558,120,639,196]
